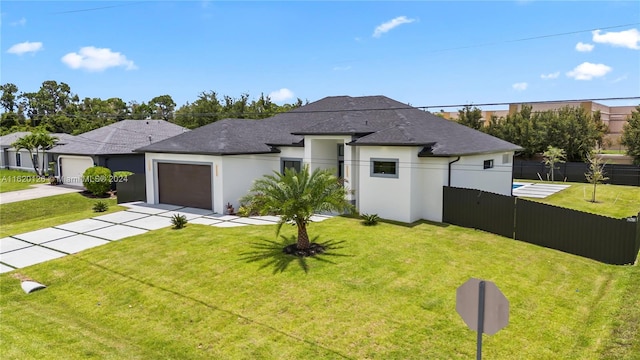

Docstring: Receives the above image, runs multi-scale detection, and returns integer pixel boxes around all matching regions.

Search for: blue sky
[2,1,639,111]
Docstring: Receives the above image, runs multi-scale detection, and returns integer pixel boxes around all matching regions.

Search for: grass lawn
[0,169,48,193]
[1,217,637,359]
[0,193,124,238]
[518,180,640,218]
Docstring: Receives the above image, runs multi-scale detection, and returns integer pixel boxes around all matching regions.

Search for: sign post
[456,278,509,359]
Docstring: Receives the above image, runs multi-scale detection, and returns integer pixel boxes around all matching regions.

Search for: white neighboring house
[136,96,522,223]
[0,132,74,174]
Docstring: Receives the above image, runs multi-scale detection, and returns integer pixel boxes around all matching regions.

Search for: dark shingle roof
[0,132,75,149]
[50,120,188,155]
[136,96,521,156]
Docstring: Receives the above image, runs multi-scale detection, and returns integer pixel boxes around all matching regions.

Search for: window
[483,159,494,169]
[16,153,21,167]
[371,158,399,178]
[281,158,302,173]
[32,154,38,167]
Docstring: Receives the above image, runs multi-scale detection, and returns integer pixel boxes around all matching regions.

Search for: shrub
[82,166,112,196]
[361,213,380,226]
[93,201,109,212]
[113,171,133,180]
[171,214,188,229]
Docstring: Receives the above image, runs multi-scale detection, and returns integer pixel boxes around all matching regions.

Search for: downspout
[448,156,461,187]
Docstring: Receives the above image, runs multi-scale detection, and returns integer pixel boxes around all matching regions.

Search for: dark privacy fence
[513,160,640,186]
[442,186,640,265]
[116,174,146,204]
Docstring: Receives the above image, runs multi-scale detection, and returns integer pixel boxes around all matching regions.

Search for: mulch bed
[283,243,326,257]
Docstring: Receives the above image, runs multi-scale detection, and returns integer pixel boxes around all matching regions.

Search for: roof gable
[136,96,521,156]
[50,120,188,155]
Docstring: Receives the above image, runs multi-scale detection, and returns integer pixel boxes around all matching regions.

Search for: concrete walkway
[0,202,333,273]
[0,184,82,204]
[513,182,570,198]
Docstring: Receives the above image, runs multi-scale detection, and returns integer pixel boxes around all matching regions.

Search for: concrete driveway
[0,202,333,273]
[0,184,82,204]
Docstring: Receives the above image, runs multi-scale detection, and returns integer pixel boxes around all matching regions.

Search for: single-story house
[136,96,522,223]
[0,132,75,173]
[49,120,188,187]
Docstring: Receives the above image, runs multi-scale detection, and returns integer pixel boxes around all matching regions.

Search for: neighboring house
[0,132,74,173]
[136,96,522,223]
[49,120,188,187]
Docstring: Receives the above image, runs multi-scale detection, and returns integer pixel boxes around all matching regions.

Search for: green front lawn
[0,193,123,237]
[518,181,640,218]
[1,217,637,359]
[0,169,47,193]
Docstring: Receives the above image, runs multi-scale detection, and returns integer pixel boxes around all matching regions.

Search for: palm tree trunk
[296,221,310,250]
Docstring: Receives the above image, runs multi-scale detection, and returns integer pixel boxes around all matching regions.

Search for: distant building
[441,101,636,149]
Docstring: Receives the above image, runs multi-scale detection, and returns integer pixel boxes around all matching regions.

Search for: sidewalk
[0,202,333,273]
[0,184,82,205]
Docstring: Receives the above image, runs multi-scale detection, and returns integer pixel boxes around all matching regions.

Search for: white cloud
[7,41,42,55]
[611,75,628,83]
[61,46,137,72]
[566,62,612,80]
[540,72,560,80]
[592,28,640,50]
[333,65,351,71]
[373,16,415,38]
[575,42,594,52]
[268,88,294,102]
[11,17,26,26]
[512,82,528,91]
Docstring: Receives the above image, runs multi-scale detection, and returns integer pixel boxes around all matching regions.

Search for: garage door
[60,156,95,188]
[158,163,212,210]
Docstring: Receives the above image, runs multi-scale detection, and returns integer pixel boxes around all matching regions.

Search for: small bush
[82,166,112,196]
[113,171,133,180]
[171,214,188,229]
[93,201,109,213]
[361,213,380,226]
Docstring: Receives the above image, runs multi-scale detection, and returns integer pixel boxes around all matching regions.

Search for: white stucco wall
[449,152,514,196]
[357,146,415,223]
[416,157,449,222]
[221,154,280,211]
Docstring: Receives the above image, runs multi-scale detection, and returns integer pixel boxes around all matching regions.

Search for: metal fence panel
[515,200,638,265]
[513,160,640,186]
[443,187,515,239]
[116,174,146,204]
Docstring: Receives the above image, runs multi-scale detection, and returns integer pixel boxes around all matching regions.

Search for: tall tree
[240,165,353,255]
[149,95,176,120]
[457,105,483,130]
[620,106,640,165]
[1,83,19,112]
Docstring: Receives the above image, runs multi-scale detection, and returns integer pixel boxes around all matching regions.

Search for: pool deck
[512,182,570,198]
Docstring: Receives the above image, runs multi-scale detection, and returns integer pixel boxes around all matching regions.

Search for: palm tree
[11,134,39,175]
[34,131,58,176]
[241,165,354,255]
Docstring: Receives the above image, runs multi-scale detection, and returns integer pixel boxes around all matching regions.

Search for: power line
[428,22,640,53]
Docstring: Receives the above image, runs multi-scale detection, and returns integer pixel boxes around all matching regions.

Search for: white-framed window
[371,158,399,178]
[483,159,494,169]
[281,158,302,174]
[16,153,21,167]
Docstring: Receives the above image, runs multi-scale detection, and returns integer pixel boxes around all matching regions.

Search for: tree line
[455,104,615,162]
[0,81,305,135]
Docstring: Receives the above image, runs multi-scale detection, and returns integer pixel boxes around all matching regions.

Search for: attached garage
[157,162,212,210]
[59,156,95,187]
